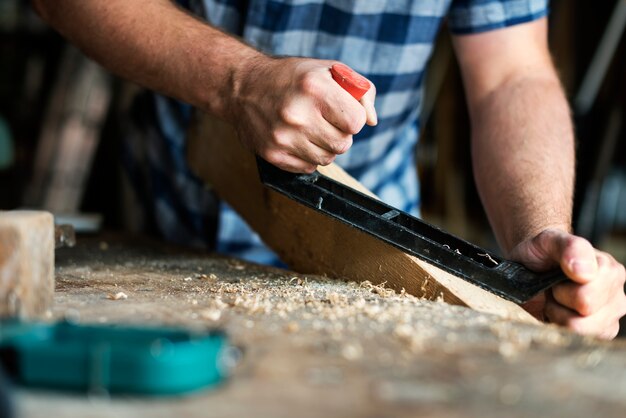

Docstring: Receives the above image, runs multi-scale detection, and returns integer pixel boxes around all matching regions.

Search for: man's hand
[452,19,626,339]
[510,228,626,339]
[33,1,376,173]
[230,57,377,173]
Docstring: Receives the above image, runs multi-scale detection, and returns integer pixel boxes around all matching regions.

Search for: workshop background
[2,3,624,266]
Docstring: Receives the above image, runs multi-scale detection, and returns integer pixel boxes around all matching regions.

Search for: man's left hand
[509,228,626,339]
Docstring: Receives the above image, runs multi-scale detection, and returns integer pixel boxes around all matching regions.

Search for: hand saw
[256,64,565,304]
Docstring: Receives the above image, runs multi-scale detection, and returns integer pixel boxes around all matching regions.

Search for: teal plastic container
[0,321,228,395]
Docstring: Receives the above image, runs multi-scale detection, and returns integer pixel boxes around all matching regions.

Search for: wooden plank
[186,114,536,323]
[0,210,54,318]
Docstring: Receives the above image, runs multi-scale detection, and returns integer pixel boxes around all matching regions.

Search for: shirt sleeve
[448,0,549,35]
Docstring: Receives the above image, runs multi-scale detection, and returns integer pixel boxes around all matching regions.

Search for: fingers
[292,136,338,167]
[512,229,626,340]
[360,83,378,126]
[269,62,372,168]
[308,129,353,156]
[275,95,352,161]
[317,78,368,135]
[551,281,601,317]
[234,57,376,172]
[308,64,376,155]
[263,149,318,174]
[264,127,338,170]
[551,252,611,316]
[545,251,626,340]
[322,62,376,130]
[545,292,622,340]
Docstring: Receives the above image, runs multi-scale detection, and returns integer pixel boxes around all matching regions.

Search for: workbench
[16,234,626,418]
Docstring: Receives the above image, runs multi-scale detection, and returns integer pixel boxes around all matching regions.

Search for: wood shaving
[477,253,499,265]
[229,262,246,270]
[289,276,306,286]
[284,322,300,333]
[106,292,128,300]
[194,273,217,280]
[359,280,395,298]
[199,309,222,321]
[341,343,363,361]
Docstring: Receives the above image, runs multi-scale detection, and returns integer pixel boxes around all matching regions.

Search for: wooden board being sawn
[187,114,536,323]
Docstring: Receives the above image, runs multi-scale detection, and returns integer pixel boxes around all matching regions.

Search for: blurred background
[0,2,624,326]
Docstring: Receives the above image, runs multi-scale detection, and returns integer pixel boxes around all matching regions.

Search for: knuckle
[264,150,285,167]
[551,283,568,304]
[337,136,353,154]
[328,136,352,155]
[302,163,317,174]
[323,135,352,156]
[279,104,302,126]
[567,235,594,254]
[270,154,313,174]
[299,72,321,96]
[271,129,291,149]
[574,290,596,316]
[596,251,612,267]
[346,109,367,134]
[319,154,336,166]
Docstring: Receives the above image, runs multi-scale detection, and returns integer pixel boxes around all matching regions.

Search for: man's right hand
[230,57,377,173]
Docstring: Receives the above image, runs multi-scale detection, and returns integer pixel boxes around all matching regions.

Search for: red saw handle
[330,63,370,101]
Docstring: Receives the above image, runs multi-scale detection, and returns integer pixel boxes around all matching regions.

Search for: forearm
[453,19,624,338]
[33,0,263,119]
[470,72,575,254]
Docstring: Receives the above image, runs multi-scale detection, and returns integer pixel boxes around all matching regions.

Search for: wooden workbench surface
[17,235,626,418]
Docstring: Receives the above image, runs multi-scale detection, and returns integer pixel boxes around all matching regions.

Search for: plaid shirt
[130,0,548,265]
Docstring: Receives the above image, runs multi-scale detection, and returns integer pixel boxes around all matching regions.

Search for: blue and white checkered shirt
[130,0,548,265]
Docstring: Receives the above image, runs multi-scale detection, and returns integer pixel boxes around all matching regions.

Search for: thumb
[532,229,598,284]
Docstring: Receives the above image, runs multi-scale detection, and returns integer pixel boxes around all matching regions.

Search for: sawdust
[52,236,619,370]
[149,266,577,359]
[42,236,626,418]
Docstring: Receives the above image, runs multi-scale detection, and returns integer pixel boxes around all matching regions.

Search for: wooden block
[0,210,54,318]
[186,114,537,323]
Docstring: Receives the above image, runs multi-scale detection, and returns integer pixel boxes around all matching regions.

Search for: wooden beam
[186,114,536,323]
